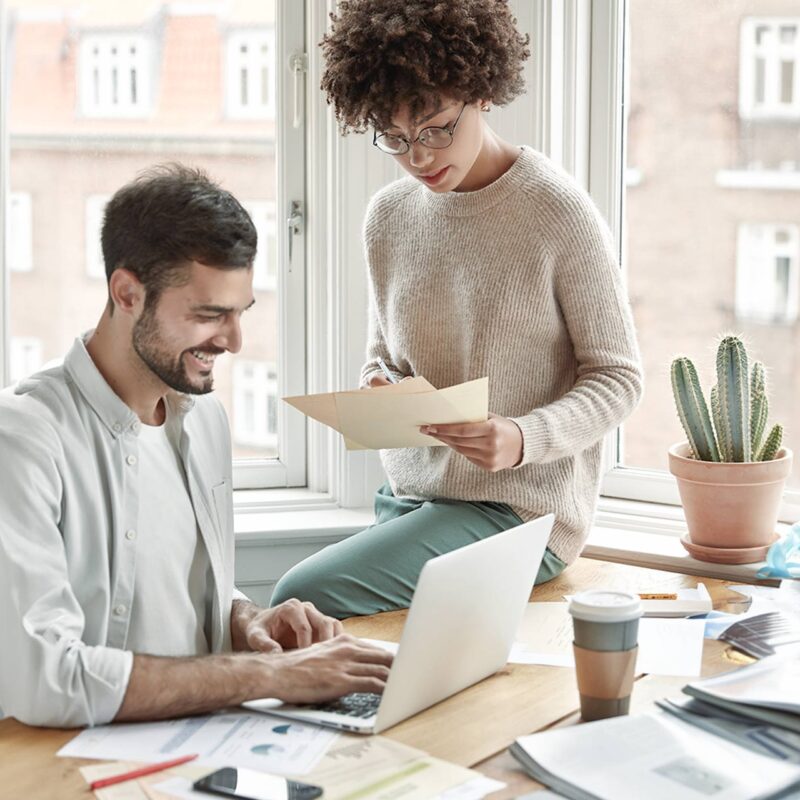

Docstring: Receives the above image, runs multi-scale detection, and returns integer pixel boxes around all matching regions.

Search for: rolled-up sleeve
[0,419,132,728]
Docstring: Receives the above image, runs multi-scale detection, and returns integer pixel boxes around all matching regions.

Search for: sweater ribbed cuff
[509,413,549,467]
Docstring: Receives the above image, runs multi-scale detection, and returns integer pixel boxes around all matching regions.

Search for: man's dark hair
[101,163,257,309]
[320,0,530,134]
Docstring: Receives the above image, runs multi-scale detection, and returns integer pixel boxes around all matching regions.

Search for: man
[0,164,391,728]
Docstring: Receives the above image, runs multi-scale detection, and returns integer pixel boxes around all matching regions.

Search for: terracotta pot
[668,442,793,549]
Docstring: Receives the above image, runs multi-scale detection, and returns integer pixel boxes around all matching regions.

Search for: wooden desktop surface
[0,558,756,799]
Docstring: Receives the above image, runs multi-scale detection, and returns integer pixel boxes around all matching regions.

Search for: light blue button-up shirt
[0,335,240,727]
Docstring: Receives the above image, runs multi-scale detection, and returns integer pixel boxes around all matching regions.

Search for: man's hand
[420,413,524,472]
[231,599,343,654]
[263,635,394,703]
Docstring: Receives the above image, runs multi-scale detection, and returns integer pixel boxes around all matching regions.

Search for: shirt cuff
[508,413,549,467]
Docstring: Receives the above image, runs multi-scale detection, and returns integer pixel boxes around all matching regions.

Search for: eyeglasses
[373,102,467,156]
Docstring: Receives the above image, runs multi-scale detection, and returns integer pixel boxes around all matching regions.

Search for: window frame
[735,223,800,324]
[78,32,154,119]
[0,1,307,493]
[225,28,277,121]
[7,191,32,273]
[740,17,800,120]
[586,0,800,522]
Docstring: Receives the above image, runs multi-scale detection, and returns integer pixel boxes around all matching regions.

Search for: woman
[272,0,643,618]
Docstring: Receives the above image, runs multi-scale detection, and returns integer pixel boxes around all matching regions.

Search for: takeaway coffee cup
[568,589,642,722]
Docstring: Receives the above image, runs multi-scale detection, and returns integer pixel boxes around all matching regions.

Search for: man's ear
[108,268,145,316]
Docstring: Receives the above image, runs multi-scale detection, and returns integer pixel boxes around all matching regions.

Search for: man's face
[384,96,484,193]
[132,261,255,395]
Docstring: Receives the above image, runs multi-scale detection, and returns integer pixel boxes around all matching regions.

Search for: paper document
[511,710,800,800]
[79,761,209,800]
[509,602,705,676]
[59,711,337,776]
[153,735,504,800]
[284,376,488,450]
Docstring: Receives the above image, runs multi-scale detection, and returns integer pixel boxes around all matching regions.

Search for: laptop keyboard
[309,692,381,718]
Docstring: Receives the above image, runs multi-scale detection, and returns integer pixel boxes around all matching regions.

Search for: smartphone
[193,767,323,800]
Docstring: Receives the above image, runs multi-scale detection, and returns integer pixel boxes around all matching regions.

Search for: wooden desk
[0,558,755,800]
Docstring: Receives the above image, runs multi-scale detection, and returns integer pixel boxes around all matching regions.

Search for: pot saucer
[680,533,780,565]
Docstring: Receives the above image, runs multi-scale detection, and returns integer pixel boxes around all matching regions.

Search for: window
[736,224,799,323]
[226,30,276,120]
[85,195,109,279]
[243,201,277,291]
[7,192,32,273]
[3,1,306,490]
[592,1,800,511]
[9,337,42,384]
[79,34,153,118]
[740,18,800,119]
[232,361,278,451]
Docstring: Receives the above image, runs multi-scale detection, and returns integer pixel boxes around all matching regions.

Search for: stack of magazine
[510,654,800,800]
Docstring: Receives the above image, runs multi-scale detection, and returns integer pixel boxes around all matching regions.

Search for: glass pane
[623,2,800,486]
[780,60,794,104]
[5,0,280,461]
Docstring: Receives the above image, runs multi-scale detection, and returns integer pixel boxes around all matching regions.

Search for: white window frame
[740,17,800,120]
[7,192,33,273]
[0,3,306,493]
[85,194,109,280]
[78,33,153,119]
[235,2,306,490]
[226,28,277,120]
[736,223,800,324]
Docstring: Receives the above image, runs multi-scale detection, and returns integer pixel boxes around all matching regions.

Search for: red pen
[89,753,199,790]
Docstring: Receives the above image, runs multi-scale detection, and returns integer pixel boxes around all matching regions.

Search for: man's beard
[132,306,217,395]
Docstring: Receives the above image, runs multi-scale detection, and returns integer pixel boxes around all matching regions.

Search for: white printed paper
[58,711,337,776]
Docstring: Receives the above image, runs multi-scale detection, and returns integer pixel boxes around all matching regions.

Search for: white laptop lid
[244,513,554,734]
[372,513,554,732]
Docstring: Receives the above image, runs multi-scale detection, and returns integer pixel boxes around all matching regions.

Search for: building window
[233,361,278,451]
[79,34,152,118]
[243,201,277,291]
[9,337,42,383]
[740,18,800,119]
[736,224,799,323]
[7,192,33,273]
[226,30,276,119]
[85,195,109,279]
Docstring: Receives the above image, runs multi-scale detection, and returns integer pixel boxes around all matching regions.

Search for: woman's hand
[420,413,524,472]
[368,374,393,387]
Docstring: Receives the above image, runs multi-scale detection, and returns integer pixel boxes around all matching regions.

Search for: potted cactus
[669,336,792,564]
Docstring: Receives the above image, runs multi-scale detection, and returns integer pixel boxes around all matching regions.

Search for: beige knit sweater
[359,146,643,564]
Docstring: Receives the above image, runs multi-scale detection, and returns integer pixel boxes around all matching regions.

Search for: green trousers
[270,483,566,619]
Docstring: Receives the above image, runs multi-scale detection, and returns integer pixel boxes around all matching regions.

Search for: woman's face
[380,97,485,193]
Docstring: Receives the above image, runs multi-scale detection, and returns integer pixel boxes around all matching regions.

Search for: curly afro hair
[320,0,530,133]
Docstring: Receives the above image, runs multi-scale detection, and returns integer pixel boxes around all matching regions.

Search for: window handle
[289,53,307,129]
[287,201,303,271]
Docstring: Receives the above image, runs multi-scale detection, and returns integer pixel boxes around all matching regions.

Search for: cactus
[716,336,750,462]
[750,362,768,456]
[757,424,783,462]
[671,358,720,462]
[671,336,784,463]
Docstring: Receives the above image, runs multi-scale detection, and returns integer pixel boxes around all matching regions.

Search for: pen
[89,753,199,790]
[377,358,398,384]
[638,593,678,600]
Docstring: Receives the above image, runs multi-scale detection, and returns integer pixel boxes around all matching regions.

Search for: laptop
[244,513,554,734]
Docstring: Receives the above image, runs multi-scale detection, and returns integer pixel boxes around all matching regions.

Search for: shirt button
[125,529,137,541]
[112,423,122,433]
[126,455,137,466]
[131,422,140,433]
[114,604,127,617]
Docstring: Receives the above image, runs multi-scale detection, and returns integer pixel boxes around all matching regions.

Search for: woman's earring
[481,104,490,112]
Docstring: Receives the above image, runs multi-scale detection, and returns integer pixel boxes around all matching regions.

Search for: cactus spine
[671,336,784,463]
[671,358,720,462]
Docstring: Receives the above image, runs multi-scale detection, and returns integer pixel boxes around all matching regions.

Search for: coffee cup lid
[568,589,642,623]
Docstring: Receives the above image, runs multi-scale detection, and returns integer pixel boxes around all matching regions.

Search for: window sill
[234,490,782,585]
